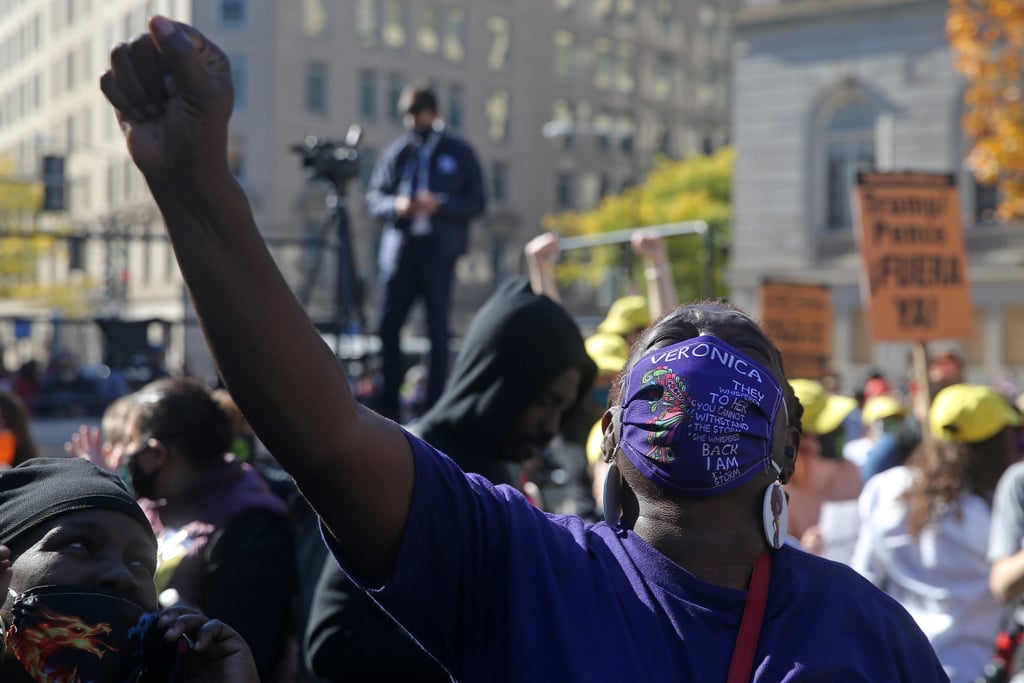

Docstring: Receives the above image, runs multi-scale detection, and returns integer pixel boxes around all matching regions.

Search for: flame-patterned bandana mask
[619,335,784,496]
[5,585,158,683]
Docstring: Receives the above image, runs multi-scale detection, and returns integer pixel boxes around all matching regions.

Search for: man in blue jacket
[366,86,486,420]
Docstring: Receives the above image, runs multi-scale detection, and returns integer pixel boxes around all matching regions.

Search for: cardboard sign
[854,172,973,342]
[759,281,832,380]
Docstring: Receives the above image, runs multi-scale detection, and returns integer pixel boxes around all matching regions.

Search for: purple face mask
[618,335,784,496]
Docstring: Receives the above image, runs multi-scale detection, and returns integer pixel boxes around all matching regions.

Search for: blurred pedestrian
[854,384,1019,681]
[305,277,594,680]
[0,390,40,468]
[368,84,486,420]
[123,378,296,681]
[786,379,862,550]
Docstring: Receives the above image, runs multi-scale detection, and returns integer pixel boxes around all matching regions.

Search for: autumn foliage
[947,0,1024,220]
[543,147,732,302]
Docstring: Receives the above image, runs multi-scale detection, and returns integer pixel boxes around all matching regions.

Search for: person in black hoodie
[304,277,595,681]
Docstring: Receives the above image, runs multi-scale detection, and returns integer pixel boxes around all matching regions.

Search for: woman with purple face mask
[100,18,948,681]
[0,457,258,682]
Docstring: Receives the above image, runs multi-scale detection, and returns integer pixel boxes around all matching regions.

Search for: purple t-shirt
[329,432,947,682]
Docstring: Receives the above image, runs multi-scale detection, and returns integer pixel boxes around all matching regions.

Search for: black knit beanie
[0,458,155,550]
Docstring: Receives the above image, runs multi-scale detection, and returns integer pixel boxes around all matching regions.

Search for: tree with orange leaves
[947,0,1024,220]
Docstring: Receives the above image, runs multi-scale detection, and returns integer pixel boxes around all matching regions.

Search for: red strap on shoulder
[726,549,772,683]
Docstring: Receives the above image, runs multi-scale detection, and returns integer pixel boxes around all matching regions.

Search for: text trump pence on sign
[853,171,973,343]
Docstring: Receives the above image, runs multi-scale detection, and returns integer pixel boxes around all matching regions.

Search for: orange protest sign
[854,171,973,342]
[759,281,832,380]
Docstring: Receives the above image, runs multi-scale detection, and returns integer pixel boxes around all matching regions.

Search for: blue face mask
[591,387,611,409]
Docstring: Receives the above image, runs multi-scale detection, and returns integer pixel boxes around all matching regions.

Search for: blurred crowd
[1,229,1019,682]
[4,17,1023,683]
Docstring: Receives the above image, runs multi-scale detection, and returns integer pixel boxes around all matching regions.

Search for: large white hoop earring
[762,480,788,550]
[603,463,622,529]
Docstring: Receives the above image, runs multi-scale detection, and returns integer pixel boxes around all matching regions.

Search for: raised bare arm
[100,17,413,583]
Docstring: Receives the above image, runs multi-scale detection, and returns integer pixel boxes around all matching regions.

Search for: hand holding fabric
[156,606,259,683]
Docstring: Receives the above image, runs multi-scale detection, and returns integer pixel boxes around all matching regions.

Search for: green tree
[544,147,732,302]
[0,156,97,315]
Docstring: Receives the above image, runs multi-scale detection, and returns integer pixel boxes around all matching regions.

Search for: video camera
[289,124,363,192]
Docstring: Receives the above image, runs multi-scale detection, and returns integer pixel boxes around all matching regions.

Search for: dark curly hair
[131,377,234,466]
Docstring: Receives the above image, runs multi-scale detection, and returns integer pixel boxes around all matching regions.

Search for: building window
[556,172,575,210]
[620,116,635,155]
[594,113,613,153]
[652,53,674,100]
[822,100,877,231]
[618,0,636,23]
[388,73,405,125]
[973,179,999,224]
[658,121,673,157]
[302,0,329,36]
[551,99,574,149]
[80,108,91,147]
[305,61,328,115]
[656,0,674,36]
[554,31,574,80]
[443,7,467,62]
[416,4,438,54]
[490,160,508,205]
[65,114,75,152]
[594,39,613,90]
[382,0,406,49]
[616,42,635,93]
[447,85,464,131]
[359,69,378,120]
[355,0,378,46]
[219,0,246,27]
[123,158,134,198]
[359,147,378,189]
[65,50,75,92]
[230,55,248,111]
[486,16,510,71]
[486,89,509,142]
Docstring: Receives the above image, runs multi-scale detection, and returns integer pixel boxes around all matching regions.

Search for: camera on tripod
[290,124,363,191]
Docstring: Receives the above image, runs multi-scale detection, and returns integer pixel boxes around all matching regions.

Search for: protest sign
[854,171,973,342]
[759,281,832,380]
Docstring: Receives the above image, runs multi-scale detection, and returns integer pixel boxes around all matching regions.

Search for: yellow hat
[596,296,650,336]
[929,384,1021,444]
[586,420,605,466]
[790,378,858,436]
[585,332,630,375]
[861,395,905,426]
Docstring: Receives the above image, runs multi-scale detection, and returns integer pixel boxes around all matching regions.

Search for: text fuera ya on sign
[854,171,973,343]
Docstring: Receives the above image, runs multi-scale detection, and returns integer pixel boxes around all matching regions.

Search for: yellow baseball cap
[929,384,1021,444]
[586,420,605,466]
[861,395,905,426]
[596,296,650,337]
[585,332,630,375]
[790,378,858,436]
